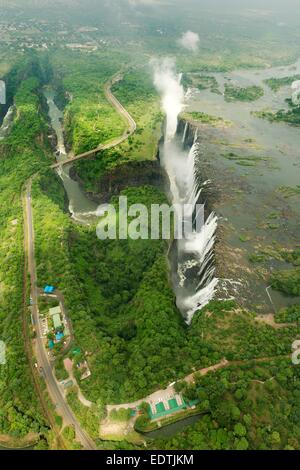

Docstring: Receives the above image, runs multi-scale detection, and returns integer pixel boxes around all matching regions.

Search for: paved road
[24,179,96,450]
[51,74,136,169]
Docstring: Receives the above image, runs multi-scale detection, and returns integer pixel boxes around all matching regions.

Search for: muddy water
[43,88,99,225]
[187,60,300,313]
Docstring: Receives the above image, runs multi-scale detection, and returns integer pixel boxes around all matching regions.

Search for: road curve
[51,74,136,169]
[23,179,96,450]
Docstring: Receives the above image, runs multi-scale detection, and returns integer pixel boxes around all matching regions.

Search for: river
[43,88,100,225]
[185,59,300,313]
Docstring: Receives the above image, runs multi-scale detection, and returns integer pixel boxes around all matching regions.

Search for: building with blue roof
[44,285,55,294]
[55,332,64,342]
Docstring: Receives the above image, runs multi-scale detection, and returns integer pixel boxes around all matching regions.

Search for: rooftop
[49,306,61,317]
[53,313,62,329]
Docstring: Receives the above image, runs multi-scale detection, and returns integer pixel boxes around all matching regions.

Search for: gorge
[154,60,218,324]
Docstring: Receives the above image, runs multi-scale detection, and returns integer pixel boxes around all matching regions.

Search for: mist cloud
[178,31,200,52]
[151,57,184,140]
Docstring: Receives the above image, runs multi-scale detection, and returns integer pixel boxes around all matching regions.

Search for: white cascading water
[153,58,218,324]
[182,121,188,144]
[0,105,15,140]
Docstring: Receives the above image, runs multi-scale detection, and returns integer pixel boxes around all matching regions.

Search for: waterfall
[0,105,15,140]
[174,140,218,324]
[182,121,188,145]
[182,278,219,325]
[153,58,218,324]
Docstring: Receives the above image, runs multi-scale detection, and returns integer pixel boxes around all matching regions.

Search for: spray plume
[152,58,184,140]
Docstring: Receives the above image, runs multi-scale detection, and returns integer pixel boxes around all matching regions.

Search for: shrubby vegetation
[109,408,132,422]
[181,74,220,94]
[182,112,232,128]
[275,305,300,324]
[265,75,300,92]
[66,389,103,439]
[222,152,269,167]
[278,185,300,198]
[268,249,300,297]
[254,100,300,126]
[224,84,264,102]
[271,269,300,296]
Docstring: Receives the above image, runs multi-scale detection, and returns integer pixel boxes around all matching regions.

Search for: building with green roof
[53,313,62,330]
[49,306,62,317]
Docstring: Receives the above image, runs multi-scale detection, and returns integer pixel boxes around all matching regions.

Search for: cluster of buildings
[0,17,109,53]
[39,286,70,351]
[47,304,70,350]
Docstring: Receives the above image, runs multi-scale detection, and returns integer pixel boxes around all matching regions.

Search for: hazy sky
[1,0,299,31]
[1,0,299,11]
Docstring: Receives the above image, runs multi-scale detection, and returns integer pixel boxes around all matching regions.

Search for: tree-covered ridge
[72,68,163,193]
[50,50,129,154]
[0,63,50,439]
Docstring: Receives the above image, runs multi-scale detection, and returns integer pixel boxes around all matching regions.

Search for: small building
[63,380,73,390]
[44,285,55,294]
[49,306,62,317]
[55,332,64,342]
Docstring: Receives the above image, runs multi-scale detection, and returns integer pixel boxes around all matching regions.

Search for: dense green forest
[0,58,50,439]
[31,169,300,407]
[0,41,299,450]
[50,50,130,154]
[72,68,163,193]
[153,359,300,450]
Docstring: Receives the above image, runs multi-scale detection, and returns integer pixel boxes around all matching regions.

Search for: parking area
[40,317,48,337]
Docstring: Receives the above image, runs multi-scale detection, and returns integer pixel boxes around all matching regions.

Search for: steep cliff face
[176,117,220,213]
[177,118,198,148]
[70,158,166,203]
